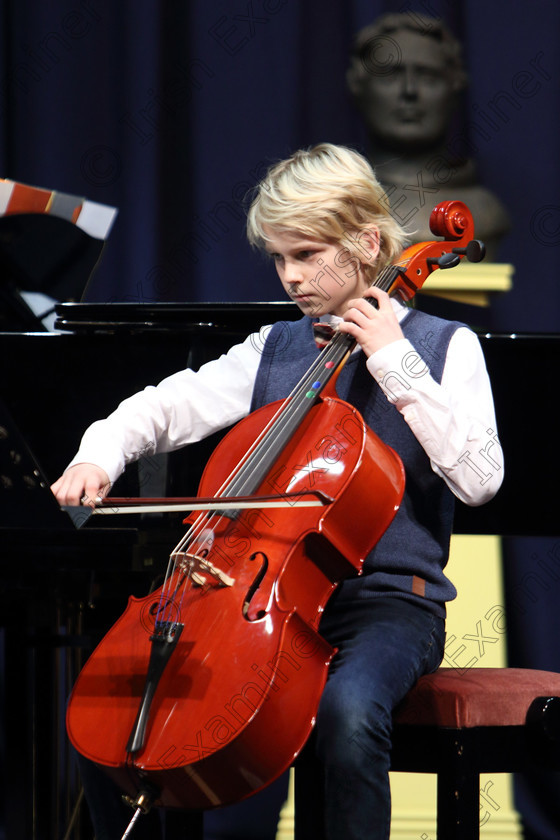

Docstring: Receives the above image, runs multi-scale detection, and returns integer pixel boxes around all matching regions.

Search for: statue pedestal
[419,261,513,307]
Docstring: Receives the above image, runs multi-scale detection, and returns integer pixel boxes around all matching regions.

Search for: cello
[66,200,484,824]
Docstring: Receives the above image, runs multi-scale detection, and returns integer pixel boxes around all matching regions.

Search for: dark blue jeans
[305,595,446,840]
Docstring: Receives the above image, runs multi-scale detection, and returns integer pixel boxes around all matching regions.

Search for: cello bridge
[171,551,235,588]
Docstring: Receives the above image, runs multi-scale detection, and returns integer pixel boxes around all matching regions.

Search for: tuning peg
[427,252,462,270]
[452,240,486,263]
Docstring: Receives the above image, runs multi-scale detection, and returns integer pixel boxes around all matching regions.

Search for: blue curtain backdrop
[2,0,559,330]
[2,1,560,838]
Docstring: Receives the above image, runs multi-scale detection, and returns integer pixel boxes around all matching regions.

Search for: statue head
[347,13,468,153]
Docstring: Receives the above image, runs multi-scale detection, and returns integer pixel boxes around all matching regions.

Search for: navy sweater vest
[250,309,465,618]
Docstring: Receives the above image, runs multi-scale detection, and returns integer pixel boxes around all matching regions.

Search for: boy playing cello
[53,143,502,839]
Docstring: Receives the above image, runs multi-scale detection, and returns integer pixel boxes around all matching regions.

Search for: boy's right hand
[50,463,111,508]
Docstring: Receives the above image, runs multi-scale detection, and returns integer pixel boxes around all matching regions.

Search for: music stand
[0,179,117,331]
[0,397,89,529]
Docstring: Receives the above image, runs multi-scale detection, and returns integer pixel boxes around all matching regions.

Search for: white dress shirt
[68,301,503,507]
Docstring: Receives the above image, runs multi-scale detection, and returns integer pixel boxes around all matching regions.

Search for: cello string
[219,264,400,497]
[201,336,350,506]
[166,331,346,556]
[153,335,348,625]
[171,263,397,511]
[155,286,378,621]
[155,263,400,626]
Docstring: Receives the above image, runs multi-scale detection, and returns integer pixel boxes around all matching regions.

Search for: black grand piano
[5,298,556,537]
[1,192,558,839]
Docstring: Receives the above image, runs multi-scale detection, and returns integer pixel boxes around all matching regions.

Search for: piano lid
[54,301,302,334]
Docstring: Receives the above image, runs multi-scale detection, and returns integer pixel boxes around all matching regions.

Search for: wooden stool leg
[437,771,479,840]
[294,746,326,840]
[436,732,480,840]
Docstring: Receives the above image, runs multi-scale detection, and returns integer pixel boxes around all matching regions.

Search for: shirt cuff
[65,422,129,486]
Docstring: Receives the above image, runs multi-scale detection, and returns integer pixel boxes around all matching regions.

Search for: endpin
[120,789,156,839]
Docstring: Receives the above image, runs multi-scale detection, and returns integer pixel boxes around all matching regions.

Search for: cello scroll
[381,199,485,302]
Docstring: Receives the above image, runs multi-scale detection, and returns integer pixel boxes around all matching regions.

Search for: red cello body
[67,392,404,808]
[66,200,484,813]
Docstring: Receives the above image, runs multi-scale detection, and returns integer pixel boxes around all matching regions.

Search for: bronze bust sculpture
[347,13,510,259]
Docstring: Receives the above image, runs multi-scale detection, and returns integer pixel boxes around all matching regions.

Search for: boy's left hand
[338,288,405,358]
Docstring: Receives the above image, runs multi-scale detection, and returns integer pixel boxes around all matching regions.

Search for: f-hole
[242,551,269,621]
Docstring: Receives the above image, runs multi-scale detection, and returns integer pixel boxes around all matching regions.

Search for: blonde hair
[246,143,407,277]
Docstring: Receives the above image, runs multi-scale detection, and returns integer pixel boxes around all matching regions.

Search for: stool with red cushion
[390,667,560,839]
[294,667,560,839]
